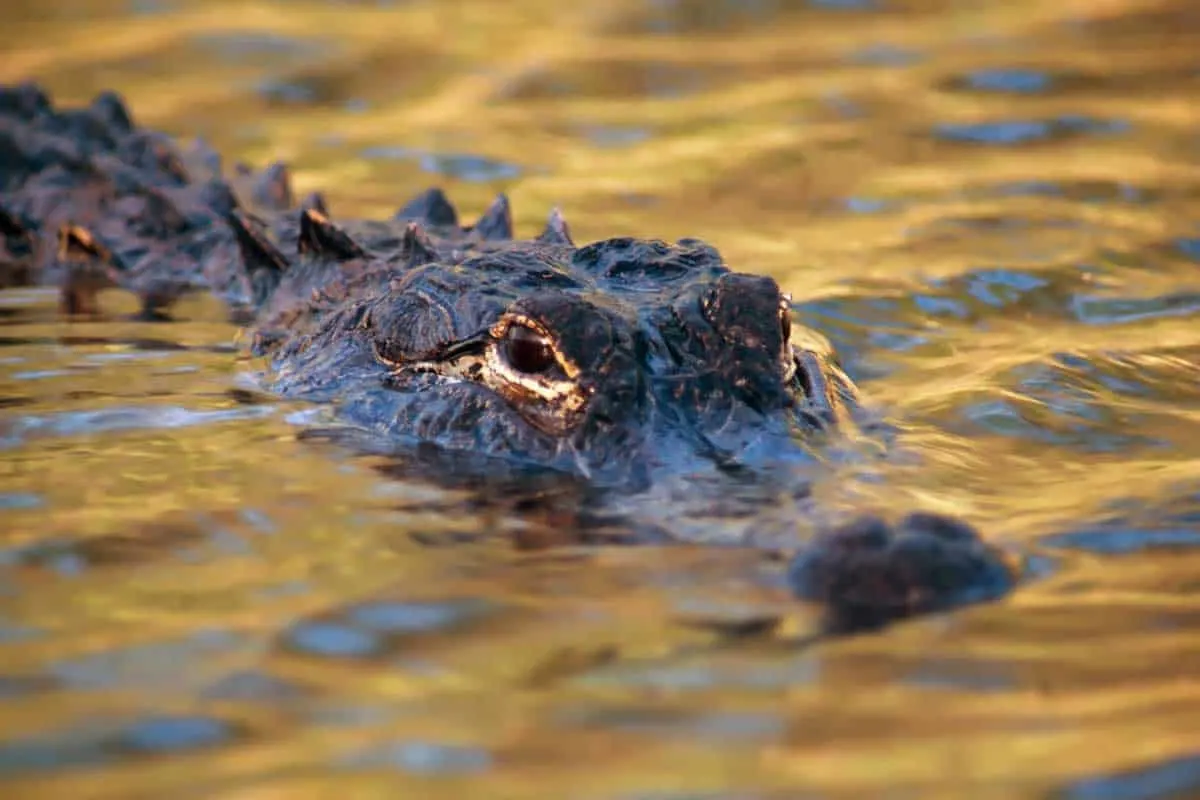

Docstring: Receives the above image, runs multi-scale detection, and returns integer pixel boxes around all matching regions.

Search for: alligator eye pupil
[780,309,792,343]
[503,325,556,374]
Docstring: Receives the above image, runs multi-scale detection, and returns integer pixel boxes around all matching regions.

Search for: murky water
[3,0,1200,796]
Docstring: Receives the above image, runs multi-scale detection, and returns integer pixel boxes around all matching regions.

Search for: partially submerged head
[0,82,859,486]
[255,200,859,487]
[1,84,1018,631]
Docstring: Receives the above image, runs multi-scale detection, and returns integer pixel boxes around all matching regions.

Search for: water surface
[3,0,1200,797]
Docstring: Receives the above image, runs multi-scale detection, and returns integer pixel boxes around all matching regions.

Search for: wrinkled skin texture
[0,83,1017,632]
[258,227,863,488]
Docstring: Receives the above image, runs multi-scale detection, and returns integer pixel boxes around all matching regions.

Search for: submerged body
[0,82,1016,630]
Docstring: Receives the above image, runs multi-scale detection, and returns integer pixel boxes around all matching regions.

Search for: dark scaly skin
[0,82,1017,632]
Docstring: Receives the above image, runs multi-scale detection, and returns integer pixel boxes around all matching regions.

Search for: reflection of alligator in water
[0,82,1017,631]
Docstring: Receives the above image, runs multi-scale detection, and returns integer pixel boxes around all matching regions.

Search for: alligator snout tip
[788,511,1018,633]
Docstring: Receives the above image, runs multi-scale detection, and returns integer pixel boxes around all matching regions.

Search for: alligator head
[245,197,860,489]
[1,79,858,486]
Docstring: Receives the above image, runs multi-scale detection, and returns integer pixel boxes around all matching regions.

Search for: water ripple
[359,147,523,182]
[0,405,277,449]
[962,68,1054,94]
[0,715,238,776]
[933,116,1130,146]
[339,740,492,775]
[1060,753,1200,800]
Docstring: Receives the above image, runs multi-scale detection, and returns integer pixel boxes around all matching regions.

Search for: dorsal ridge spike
[228,210,289,276]
[298,208,367,261]
[537,206,574,246]
[253,161,294,211]
[472,193,514,241]
[57,224,109,262]
[89,90,134,134]
[394,187,458,228]
[299,191,328,216]
[400,221,438,265]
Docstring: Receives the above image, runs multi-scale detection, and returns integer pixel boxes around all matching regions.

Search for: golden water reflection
[2,0,1200,796]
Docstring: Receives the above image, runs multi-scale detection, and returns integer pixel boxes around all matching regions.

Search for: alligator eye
[779,302,792,344]
[501,323,556,374]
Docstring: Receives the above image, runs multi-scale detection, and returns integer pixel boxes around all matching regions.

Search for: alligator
[0,82,1017,632]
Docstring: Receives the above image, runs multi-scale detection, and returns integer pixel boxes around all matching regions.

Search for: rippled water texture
[4,0,1200,797]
